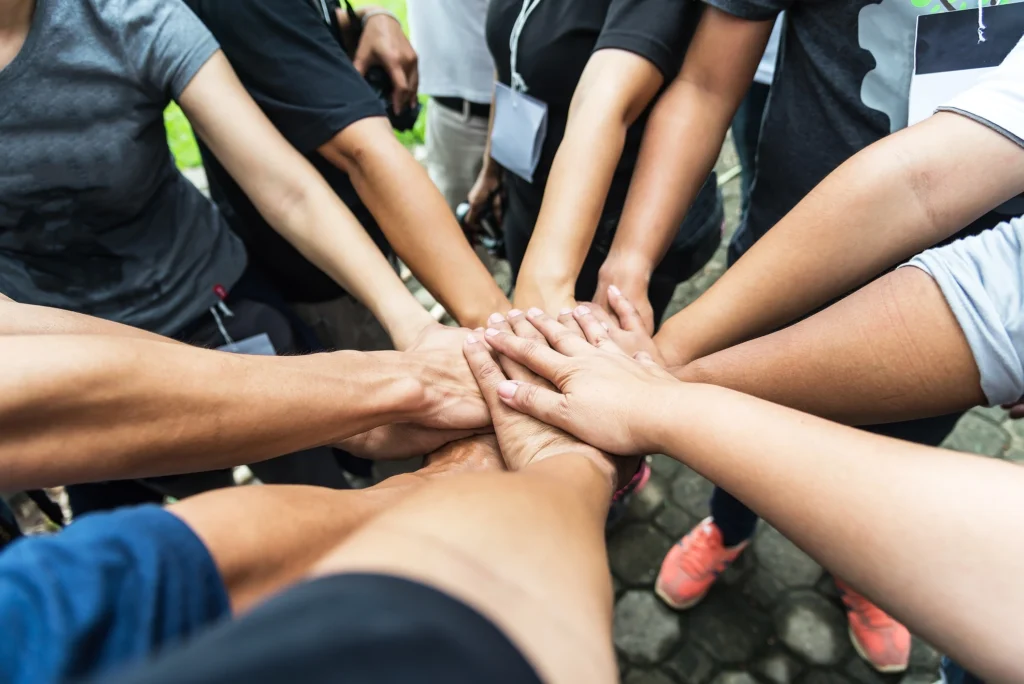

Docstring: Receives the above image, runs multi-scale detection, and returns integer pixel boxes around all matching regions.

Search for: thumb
[633,351,656,367]
[607,285,644,332]
[352,47,371,76]
[496,380,569,427]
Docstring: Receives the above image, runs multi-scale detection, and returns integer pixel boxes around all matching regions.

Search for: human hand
[463,330,624,486]
[466,164,504,227]
[342,7,419,113]
[590,286,667,366]
[338,424,488,461]
[482,307,679,456]
[594,259,656,335]
[398,324,489,430]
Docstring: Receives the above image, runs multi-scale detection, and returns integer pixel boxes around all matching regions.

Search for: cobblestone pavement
[180,143,1022,684]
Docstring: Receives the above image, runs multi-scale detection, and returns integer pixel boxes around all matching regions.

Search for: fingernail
[497,381,519,399]
[507,309,523,317]
[527,307,544,318]
[488,313,504,324]
[609,284,621,296]
[601,322,610,330]
[466,334,478,344]
[485,328,499,337]
[559,308,573,316]
[575,305,591,316]
[475,327,484,332]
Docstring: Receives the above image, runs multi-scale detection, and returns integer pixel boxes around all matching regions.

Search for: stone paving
[176,140,1024,683]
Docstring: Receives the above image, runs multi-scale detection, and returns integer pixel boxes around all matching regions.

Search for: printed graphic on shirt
[859,0,1020,133]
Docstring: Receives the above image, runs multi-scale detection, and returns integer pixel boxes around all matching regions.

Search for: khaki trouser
[424,99,489,212]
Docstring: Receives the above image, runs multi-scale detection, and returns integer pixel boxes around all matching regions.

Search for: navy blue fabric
[0,505,229,684]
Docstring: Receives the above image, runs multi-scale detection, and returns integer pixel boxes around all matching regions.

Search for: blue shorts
[0,505,229,684]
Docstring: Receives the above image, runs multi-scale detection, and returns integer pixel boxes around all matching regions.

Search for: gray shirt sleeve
[900,217,1024,407]
[98,0,220,99]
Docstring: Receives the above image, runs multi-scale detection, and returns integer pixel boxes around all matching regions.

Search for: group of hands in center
[340,286,682,493]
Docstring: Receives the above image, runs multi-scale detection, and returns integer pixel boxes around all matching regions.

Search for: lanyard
[509,0,543,93]
[979,3,987,43]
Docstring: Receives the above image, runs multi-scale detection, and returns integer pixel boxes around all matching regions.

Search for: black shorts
[102,574,543,684]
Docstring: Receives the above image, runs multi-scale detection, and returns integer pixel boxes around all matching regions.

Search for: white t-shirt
[408,0,495,104]
[753,14,783,86]
[938,34,1024,146]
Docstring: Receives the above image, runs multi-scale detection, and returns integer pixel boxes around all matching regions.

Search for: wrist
[358,7,400,26]
[600,251,653,288]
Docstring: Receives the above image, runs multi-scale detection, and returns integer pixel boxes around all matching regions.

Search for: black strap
[310,0,363,48]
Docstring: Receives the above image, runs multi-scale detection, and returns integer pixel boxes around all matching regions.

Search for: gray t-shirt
[0,0,246,336]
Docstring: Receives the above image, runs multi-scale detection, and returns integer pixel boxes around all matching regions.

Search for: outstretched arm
[483,310,1024,683]
[512,49,668,313]
[595,10,773,331]
[654,111,1024,365]
[320,116,510,328]
[178,52,434,349]
[0,334,486,491]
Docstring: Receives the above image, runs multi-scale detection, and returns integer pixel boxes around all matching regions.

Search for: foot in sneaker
[835,578,910,673]
[655,517,749,610]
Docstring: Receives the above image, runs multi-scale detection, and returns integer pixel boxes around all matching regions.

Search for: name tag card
[217,333,277,356]
[490,82,549,183]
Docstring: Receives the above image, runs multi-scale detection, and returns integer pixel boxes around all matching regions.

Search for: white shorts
[902,216,1024,406]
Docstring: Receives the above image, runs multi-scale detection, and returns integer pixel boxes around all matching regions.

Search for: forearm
[605,82,734,285]
[648,382,1024,682]
[180,54,433,350]
[0,299,178,342]
[655,112,1024,366]
[334,119,510,327]
[0,336,417,490]
[171,483,411,614]
[272,179,434,348]
[514,112,628,309]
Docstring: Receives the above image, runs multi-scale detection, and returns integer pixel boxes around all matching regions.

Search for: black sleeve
[594,0,705,79]
[186,0,386,154]
[700,0,789,21]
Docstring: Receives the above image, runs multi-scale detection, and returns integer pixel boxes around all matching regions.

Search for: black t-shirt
[485,0,717,246]
[186,0,389,304]
[102,574,544,684]
[705,0,1022,258]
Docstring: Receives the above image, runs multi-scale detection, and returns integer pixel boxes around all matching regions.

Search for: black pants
[503,173,724,326]
[67,267,351,517]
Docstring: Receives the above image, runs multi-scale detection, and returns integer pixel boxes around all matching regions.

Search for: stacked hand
[477,306,678,457]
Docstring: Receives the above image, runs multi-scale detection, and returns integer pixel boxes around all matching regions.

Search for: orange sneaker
[655,517,749,610]
[835,579,910,673]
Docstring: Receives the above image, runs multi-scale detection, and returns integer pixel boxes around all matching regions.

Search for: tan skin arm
[0,333,488,492]
[319,116,510,328]
[511,49,666,314]
[177,52,434,350]
[654,111,1024,366]
[594,11,774,332]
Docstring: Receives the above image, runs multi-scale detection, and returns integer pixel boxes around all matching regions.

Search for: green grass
[167,0,420,169]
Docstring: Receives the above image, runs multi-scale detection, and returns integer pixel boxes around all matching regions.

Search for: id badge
[490,82,548,183]
[217,333,277,356]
